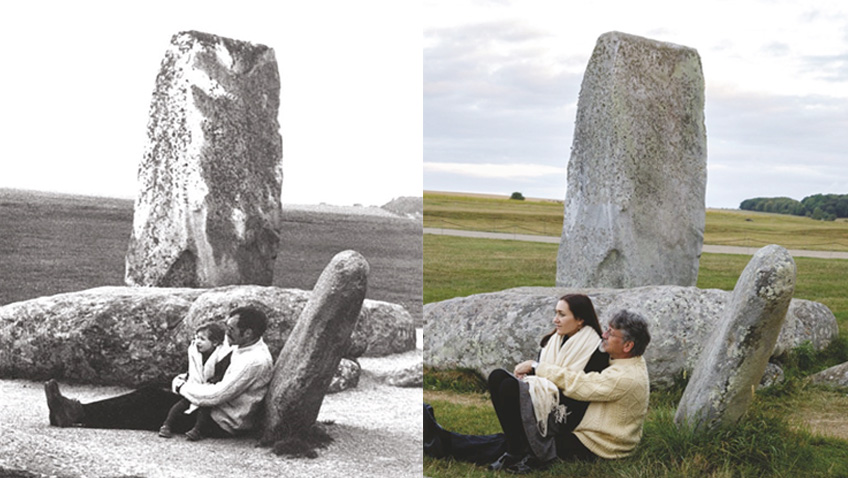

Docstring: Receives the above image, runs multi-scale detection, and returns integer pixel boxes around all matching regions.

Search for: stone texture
[384,362,423,388]
[557,31,706,288]
[0,284,413,386]
[350,301,417,357]
[126,30,283,288]
[262,250,369,444]
[424,283,835,389]
[0,287,203,385]
[327,358,361,394]
[808,362,848,388]
[759,362,785,389]
[674,245,796,432]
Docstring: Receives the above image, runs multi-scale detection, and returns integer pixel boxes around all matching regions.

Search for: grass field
[423,191,848,477]
[424,191,848,251]
[0,188,423,324]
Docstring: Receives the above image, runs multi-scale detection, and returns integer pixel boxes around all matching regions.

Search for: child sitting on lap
[159,322,230,441]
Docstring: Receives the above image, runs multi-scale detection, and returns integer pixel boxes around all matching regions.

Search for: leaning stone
[261,250,369,444]
[126,30,283,288]
[423,285,835,389]
[674,245,796,432]
[809,362,848,388]
[557,31,706,288]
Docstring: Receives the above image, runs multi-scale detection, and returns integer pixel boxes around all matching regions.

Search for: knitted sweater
[535,355,649,459]
[178,338,273,434]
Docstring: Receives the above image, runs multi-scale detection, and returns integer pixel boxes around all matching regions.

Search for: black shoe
[505,454,550,474]
[488,452,525,471]
[44,379,84,427]
[505,454,535,474]
[423,403,449,458]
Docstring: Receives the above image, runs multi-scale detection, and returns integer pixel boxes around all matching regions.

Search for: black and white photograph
[0,2,422,477]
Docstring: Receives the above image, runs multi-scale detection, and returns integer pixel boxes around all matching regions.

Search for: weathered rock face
[126,30,283,288]
[809,362,848,388]
[0,287,204,385]
[424,283,836,389]
[0,284,414,386]
[675,245,796,432]
[385,362,423,388]
[327,358,361,394]
[557,31,707,288]
[262,250,369,444]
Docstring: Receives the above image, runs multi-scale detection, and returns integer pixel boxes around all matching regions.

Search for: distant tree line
[739,194,848,221]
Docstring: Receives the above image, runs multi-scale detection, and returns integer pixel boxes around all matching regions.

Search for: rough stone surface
[557,31,707,288]
[0,287,203,385]
[327,358,361,394]
[424,283,835,389]
[674,245,796,432]
[262,250,369,444]
[126,30,283,288]
[809,362,848,388]
[384,362,423,388]
[0,285,413,386]
[759,362,785,389]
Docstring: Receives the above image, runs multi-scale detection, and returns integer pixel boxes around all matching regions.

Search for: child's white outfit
[178,340,231,414]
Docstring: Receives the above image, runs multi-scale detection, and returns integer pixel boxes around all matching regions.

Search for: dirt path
[0,343,423,478]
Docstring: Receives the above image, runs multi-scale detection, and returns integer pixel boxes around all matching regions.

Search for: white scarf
[522,326,601,436]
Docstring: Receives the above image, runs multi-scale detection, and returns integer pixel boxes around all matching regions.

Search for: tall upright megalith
[557,31,706,288]
[126,31,283,288]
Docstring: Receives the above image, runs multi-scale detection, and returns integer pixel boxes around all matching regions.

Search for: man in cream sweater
[515,309,651,461]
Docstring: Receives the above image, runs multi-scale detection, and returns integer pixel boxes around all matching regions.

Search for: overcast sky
[0,1,421,207]
[424,0,848,209]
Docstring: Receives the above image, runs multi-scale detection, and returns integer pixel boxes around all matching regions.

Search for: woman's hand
[514,360,534,379]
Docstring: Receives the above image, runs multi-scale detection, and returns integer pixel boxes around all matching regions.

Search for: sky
[424,0,848,209]
[0,1,422,207]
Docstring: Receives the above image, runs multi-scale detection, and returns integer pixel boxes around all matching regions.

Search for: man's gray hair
[608,310,651,357]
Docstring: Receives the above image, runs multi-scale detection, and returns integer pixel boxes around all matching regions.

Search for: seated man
[45,306,274,438]
[515,309,651,462]
[426,309,651,471]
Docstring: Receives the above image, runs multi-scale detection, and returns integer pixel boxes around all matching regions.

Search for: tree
[510,192,525,201]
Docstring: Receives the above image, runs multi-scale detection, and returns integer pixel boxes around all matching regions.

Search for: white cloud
[424,0,848,208]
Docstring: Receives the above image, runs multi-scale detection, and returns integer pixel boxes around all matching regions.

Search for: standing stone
[674,245,795,433]
[261,250,369,445]
[126,30,283,288]
[557,31,706,288]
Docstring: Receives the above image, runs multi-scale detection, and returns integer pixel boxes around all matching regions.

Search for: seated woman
[425,293,609,472]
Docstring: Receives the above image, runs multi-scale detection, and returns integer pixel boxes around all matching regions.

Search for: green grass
[424,365,848,478]
[425,384,848,477]
[425,235,848,334]
[424,191,848,251]
[424,193,848,477]
[423,235,558,304]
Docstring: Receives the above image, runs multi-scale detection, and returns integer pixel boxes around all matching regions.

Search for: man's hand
[172,375,187,395]
[514,360,535,379]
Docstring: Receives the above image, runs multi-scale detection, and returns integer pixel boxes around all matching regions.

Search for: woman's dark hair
[229,306,269,337]
[195,322,226,345]
[608,309,651,357]
[540,294,603,347]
